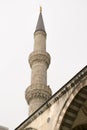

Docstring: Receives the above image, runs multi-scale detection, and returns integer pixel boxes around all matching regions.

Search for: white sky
[0,0,87,130]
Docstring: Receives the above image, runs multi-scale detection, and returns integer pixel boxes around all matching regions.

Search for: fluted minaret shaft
[25,8,52,115]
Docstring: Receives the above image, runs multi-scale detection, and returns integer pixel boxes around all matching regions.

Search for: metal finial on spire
[35,6,45,32]
[40,6,42,13]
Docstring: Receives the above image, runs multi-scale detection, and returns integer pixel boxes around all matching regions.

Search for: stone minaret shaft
[25,8,52,115]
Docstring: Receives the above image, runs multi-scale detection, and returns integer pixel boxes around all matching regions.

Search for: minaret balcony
[25,84,52,104]
[29,51,51,69]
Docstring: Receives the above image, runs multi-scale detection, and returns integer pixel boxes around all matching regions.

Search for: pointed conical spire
[35,7,45,32]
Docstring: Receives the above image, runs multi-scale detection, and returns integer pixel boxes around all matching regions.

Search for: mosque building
[15,8,87,130]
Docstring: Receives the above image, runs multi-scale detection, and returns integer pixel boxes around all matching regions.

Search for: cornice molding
[34,30,46,37]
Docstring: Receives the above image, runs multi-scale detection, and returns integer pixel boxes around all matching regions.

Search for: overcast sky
[0,0,87,130]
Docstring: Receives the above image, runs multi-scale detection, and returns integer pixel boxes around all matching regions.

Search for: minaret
[25,7,52,115]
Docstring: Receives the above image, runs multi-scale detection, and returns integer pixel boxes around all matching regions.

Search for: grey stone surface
[35,12,45,32]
